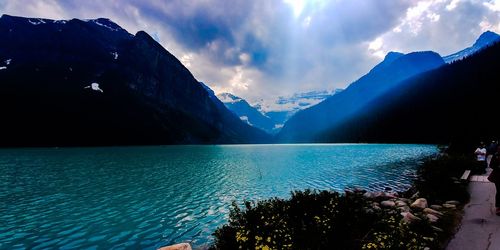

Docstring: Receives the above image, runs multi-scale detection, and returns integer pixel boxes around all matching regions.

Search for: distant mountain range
[0,15,269,146]
[217,93,277,134]
[217,90,341,134]
[278,30,500,143]
[443,30,500,63]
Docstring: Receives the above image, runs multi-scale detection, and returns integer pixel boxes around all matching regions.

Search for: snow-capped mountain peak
[217,93,243,103]
[443,30,500,63]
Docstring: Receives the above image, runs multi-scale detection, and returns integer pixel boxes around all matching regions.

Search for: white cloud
[484,0,500,11]
[427,12,440,22]
[446,0,460,10]
[239,53,251,65]
[368,37,383,51]
[302,16,312,27]
[180,53,194,67]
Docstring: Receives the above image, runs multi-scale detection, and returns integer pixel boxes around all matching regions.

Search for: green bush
[414,155,472,204]
[211,154,471,249]
[212,190,379,249]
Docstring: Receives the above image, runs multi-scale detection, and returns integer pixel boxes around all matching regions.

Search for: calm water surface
[0,144,437,249]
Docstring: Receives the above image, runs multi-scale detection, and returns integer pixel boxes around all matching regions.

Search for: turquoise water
[0,144,437,249]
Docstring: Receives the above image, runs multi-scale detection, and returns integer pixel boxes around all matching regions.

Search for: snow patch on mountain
[217,93,242,104]
[240,116,252,126]
[85,83,103,93]
[28,19,46,25]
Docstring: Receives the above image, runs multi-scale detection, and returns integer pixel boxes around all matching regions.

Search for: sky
[1,0,499,103]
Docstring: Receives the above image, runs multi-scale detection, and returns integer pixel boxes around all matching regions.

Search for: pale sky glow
[1,0,499,103]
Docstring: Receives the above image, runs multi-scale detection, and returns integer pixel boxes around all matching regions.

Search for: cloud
[373,0,500,57]
[1,0,499,102]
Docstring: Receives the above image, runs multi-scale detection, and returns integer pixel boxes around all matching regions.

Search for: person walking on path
[475,142,487,174]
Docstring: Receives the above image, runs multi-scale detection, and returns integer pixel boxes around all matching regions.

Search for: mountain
[314,39,500,143]
[217,93,276,134]
[0,15,269,146]
[277,51,445,142]
[443,31,500,63]
[253,89,342,125]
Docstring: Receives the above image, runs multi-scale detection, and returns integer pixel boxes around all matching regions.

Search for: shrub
[211,154,470,249]
[414,155,472,204]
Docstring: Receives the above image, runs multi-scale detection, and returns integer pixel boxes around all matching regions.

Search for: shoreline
[207,152,470,249]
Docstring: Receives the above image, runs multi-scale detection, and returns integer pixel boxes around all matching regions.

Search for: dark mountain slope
[0,15,269,146]
[318,41,500,144]
[217,93,276,134]
[277,51,445,142]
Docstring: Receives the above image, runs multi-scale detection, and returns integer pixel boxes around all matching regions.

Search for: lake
[0,144,437,249]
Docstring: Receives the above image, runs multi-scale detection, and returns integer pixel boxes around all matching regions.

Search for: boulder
[364,192,376,199]
[371,202,382,211]
[395,200,408,207]
[399,198,412,204]
[398,206,411,213]
[401,212,421,223]
[423,208,444,217]
[442,204,456,209]
[426,214,439,223]
[381,200,396,208]
[411,198,428,209]
[430,205,443,210]
[158,243,192,250]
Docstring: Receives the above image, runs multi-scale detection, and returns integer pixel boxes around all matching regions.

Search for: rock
[442,204,456,209]
[373,191,386,199]
[398,206,411,213]
[445,200,460,205]
[411,198,428,209]
[399,198,412,203]
[395,200,408,207]
[426,214,439,223]
[423,208,444,217]
[381,200,396,208]
[401,212,421,223]
[364,192,376,199]
[158,243,192,250]
[432,226,444,232]
[430,205,443,210]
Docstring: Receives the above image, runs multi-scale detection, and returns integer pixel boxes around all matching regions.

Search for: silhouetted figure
[475,142,487,174]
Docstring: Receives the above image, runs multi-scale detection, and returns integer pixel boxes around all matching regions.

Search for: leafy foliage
[414,155,472,204]
[212,154,470,249]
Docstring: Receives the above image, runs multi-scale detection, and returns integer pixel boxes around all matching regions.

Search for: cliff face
[0,15,269,146]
